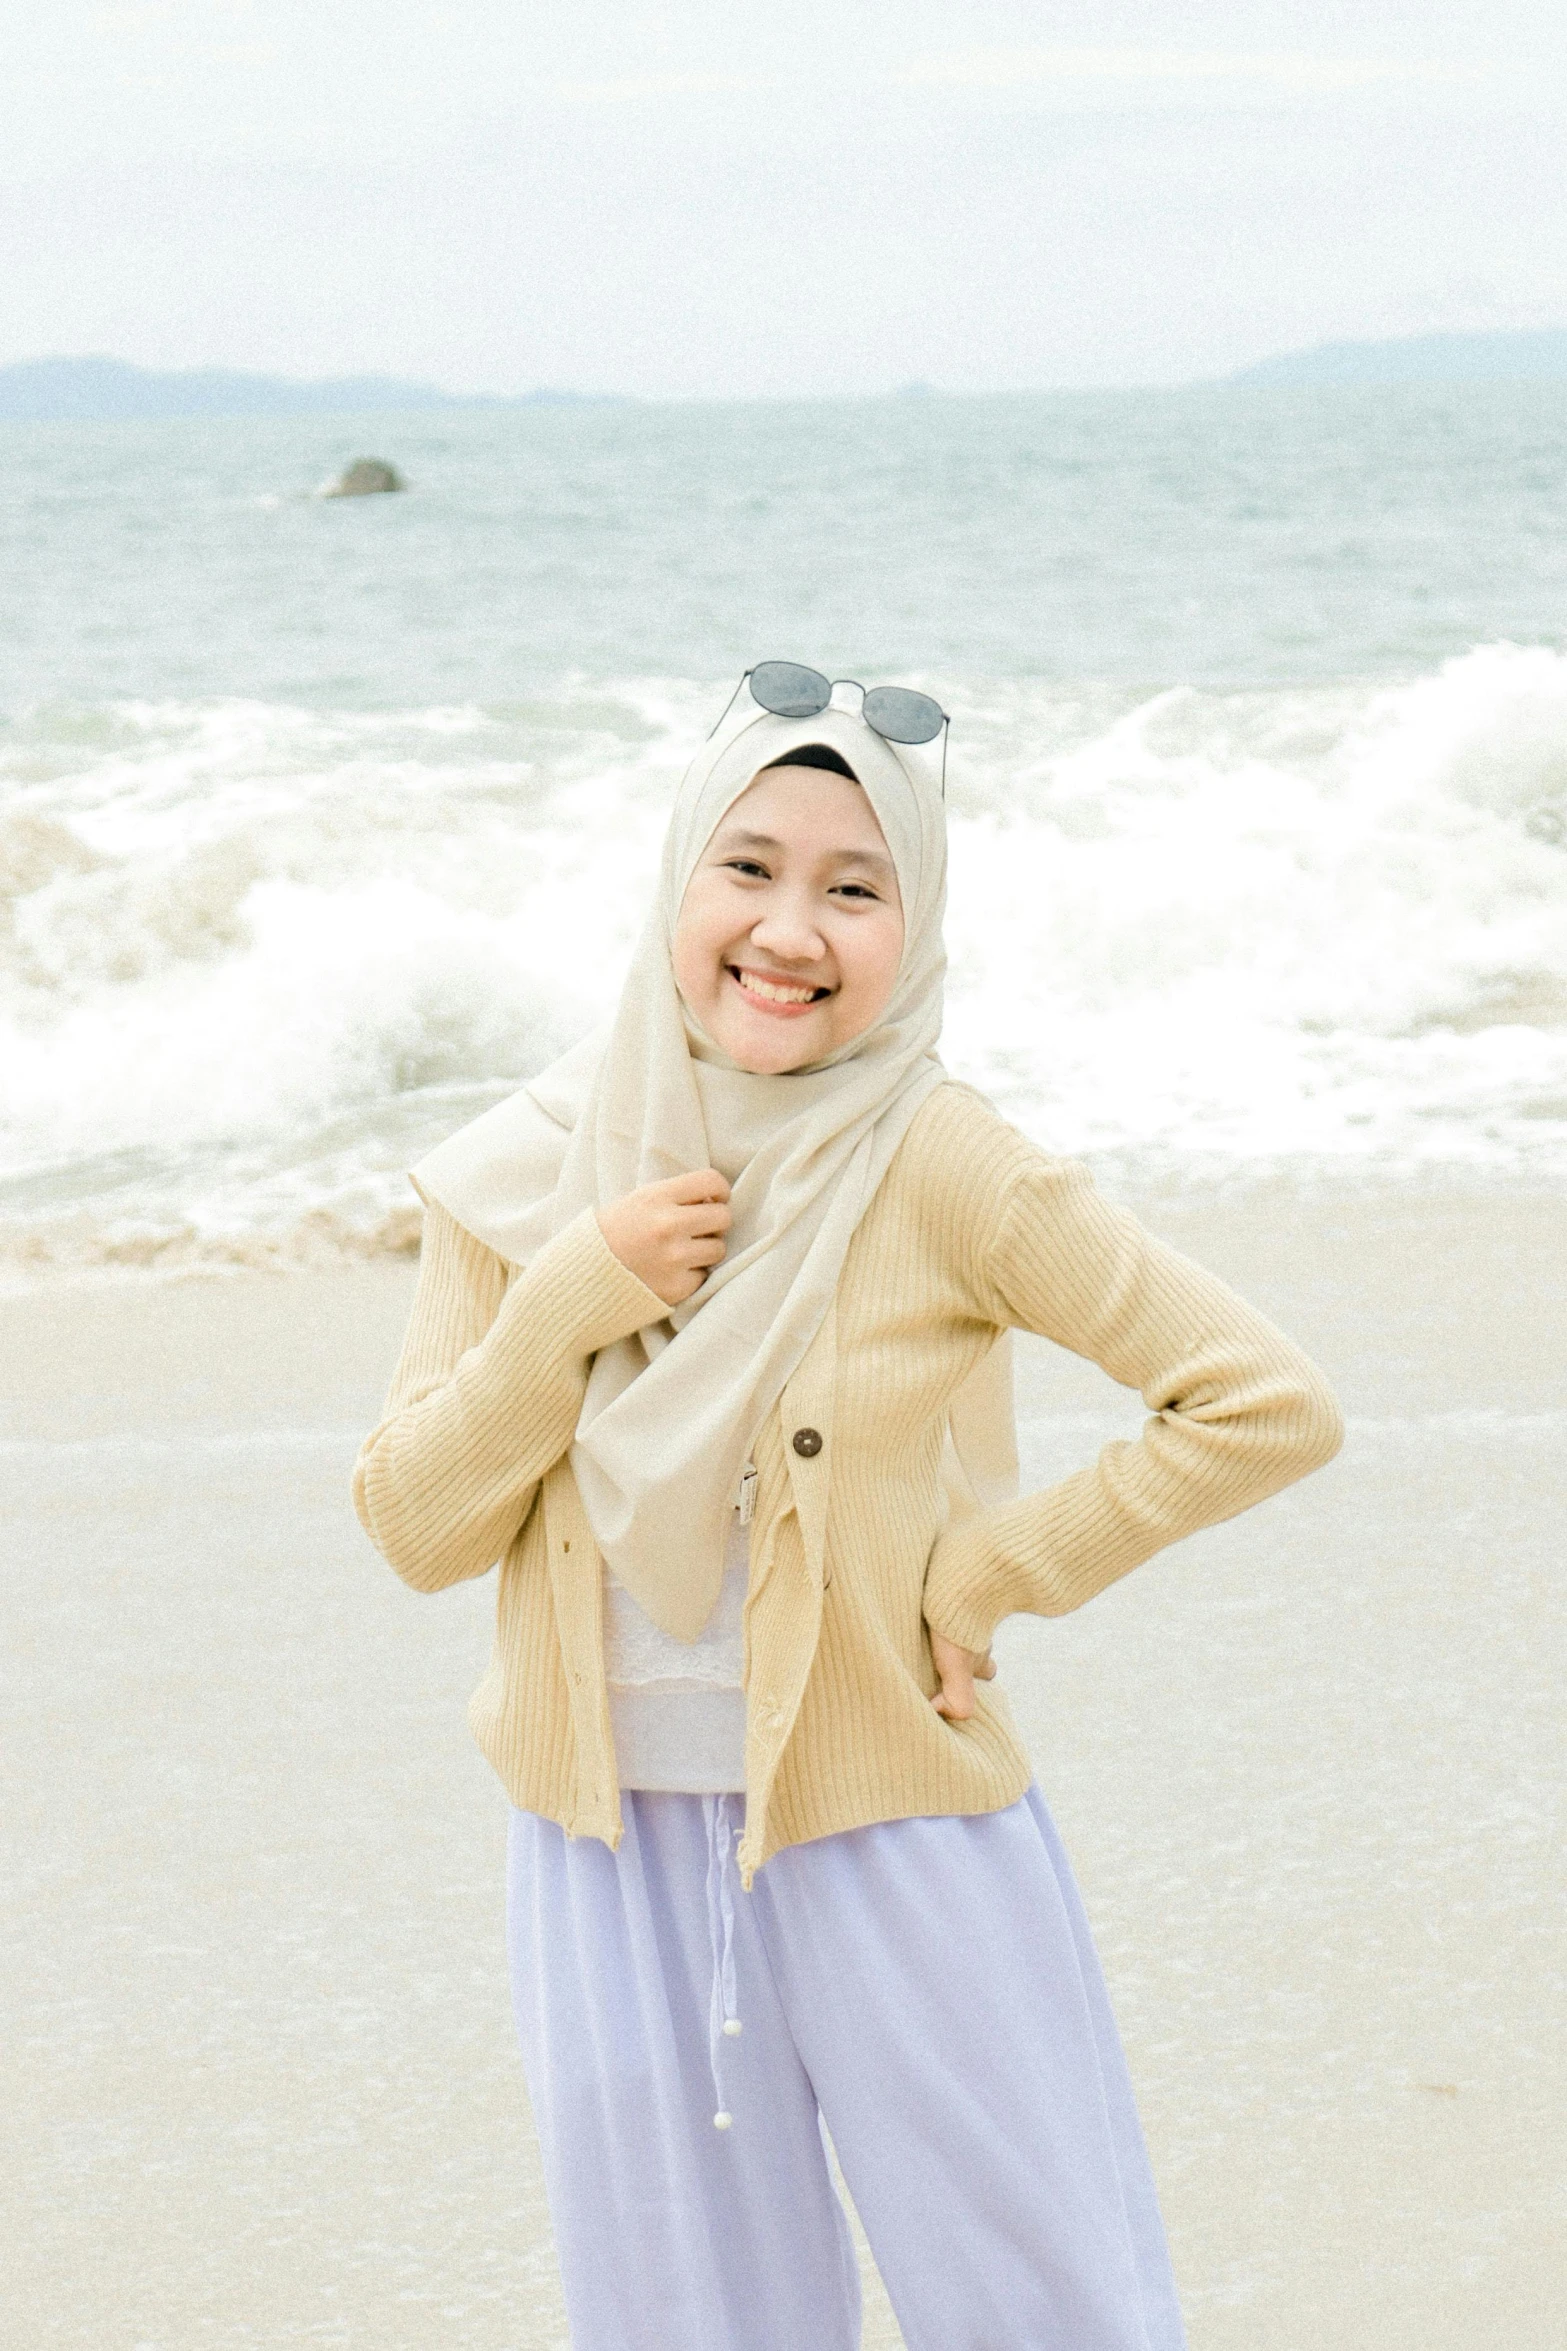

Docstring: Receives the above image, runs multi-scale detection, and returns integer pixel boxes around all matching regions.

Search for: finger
[931,1660,976,1721]
[975,1653,997,1681]
[667,1167,731,1204]
[673,1201,732,1238]
[683,1238,727,1268]
[668,1215,728,1252]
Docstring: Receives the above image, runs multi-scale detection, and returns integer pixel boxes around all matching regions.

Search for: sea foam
[2,647,1565,1276]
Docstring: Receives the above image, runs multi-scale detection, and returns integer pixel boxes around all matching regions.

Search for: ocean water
[3,387,1566,1275]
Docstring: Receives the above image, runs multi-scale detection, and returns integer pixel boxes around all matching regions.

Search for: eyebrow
[715,828,896,876]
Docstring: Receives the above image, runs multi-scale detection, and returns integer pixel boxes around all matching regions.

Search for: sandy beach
[4,1175,1563,2350]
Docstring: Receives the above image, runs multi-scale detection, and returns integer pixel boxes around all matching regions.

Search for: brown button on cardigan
[352,1082,1343,1884]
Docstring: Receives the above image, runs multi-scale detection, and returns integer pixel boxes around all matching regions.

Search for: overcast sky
[5,1,1566,396]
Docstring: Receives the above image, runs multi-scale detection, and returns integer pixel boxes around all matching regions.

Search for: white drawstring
[703,1794,743,2129]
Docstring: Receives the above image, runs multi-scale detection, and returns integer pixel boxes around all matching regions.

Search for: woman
[352,663,1343,2351]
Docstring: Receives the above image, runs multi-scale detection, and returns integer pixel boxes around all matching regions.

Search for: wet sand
[4,1178,1564,2349]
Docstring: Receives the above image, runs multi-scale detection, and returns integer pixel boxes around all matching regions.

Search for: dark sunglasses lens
[750,661,832,720]
[861,685,946,745]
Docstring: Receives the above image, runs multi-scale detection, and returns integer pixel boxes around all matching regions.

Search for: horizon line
[5,327,1567,415]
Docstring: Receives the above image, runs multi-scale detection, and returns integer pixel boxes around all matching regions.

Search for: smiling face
[671,763,906,1074]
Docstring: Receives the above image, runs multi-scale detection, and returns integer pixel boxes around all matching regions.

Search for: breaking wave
[3,643,1566,1281]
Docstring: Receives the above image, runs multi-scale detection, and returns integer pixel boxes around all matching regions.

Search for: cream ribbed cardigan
[352,1083,1343,1885]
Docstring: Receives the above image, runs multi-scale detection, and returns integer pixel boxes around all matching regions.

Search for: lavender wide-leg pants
[506,1787,1186,2351]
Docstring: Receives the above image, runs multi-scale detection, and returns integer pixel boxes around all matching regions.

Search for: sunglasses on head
[746,661,948,747]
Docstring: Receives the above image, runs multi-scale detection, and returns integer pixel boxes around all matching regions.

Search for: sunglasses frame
[707,661,950,795]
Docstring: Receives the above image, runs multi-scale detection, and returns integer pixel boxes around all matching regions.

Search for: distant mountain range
[0,356,612,422]
[4,334,1566,420]
[1231,329,1567,386]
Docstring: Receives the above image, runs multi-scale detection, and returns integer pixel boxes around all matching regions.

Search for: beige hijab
[411,684,1016,1642]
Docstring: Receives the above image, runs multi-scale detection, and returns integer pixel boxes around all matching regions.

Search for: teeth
[737,969,819,1004]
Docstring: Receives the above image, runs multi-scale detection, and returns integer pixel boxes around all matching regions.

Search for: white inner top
[604,1503,749,1794]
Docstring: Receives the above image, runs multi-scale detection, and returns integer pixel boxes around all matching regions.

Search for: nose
[749,893,826,965]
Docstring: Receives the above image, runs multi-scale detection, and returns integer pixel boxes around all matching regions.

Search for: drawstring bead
[704,1795,745,2131]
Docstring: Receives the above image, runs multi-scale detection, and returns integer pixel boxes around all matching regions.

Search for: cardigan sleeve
[351,1197,669,1595]
[921,1152,1344,1653]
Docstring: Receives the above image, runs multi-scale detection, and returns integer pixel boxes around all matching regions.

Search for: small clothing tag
[737,1465,758,1527]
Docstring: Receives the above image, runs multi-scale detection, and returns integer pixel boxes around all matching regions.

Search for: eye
[721,858,772,880]
[831,880,883,902]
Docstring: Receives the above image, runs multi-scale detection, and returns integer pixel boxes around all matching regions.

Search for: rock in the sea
[321,457,405,497]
